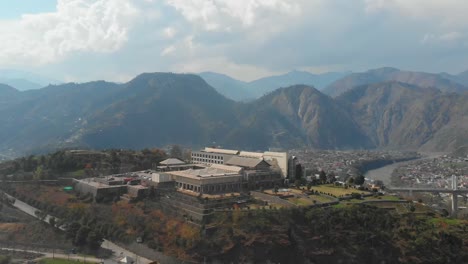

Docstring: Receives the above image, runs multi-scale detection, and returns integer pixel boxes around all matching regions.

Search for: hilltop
[1,72,468,157]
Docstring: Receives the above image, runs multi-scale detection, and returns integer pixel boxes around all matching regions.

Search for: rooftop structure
[160,158,186,166]
[226,156,271,170]
[191,147,288,177]
[203,147,239,155]
[167,164,243,194]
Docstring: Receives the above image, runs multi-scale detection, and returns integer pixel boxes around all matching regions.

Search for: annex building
[191,147,289,178]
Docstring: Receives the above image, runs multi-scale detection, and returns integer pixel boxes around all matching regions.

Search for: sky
[0,0,467,83]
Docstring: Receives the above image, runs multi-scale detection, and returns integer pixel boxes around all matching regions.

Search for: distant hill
[0,84,20,103]
[81,73,239,150]
[324,67,468,97]
[337,82,468,152]
[247,70,349,97]
[451,146,468,158]
[440,70,468,87]
[1,72,468,157]
[0,83,18,95]
[198,72,254,101]
[199,70,349,101]
[0,69,61,91]
[227,85,371,149]
[0,78,42,91]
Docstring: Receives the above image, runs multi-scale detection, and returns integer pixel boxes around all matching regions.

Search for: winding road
[3,193,153,264]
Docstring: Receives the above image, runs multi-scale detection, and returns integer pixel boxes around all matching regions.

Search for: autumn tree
[170,145,183,159]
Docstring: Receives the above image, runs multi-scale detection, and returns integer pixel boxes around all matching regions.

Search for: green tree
[319,170,327,184]
[355,175,365,186]
[0,255,11,264]
[294,179,301,188]
[86,231,103,251]
[34,165,44,180]
[49,216,56,227]
[74,226,91,247]
[273,185,279,195]
[327,172,336,183]
[66,222,82,240]
[295,164,303,180]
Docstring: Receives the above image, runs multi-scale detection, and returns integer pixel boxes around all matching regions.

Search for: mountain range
[324,67,468,97]
[0,69,467,158]
[198,70,349,101]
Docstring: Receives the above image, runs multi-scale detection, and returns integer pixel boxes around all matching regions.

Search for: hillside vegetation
[1,72,468,157]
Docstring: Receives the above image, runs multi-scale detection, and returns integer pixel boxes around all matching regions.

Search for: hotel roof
[226,156,271,168]
[168,164,243,179]
[203,147,239,155]
[160,158,186,166]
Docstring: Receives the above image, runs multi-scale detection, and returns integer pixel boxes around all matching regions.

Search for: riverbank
[364,152,445,186]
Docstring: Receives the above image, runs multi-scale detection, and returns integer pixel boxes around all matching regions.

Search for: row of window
[192,157,223,164]
[192,153,224,160]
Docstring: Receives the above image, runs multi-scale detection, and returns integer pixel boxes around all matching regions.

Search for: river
[364,152,445,186]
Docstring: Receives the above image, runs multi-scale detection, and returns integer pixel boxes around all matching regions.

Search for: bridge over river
[387,175,467,217]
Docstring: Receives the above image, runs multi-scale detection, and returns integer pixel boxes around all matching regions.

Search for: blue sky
[0,1,56,18]
[0,0,467,83]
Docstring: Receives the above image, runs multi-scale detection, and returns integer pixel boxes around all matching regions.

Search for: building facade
[191,147,288,177]
[167,164,244,194]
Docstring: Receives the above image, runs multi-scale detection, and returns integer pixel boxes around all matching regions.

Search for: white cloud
[165,0,301,31]
[0,0,139,66]
[171,56,279,81]
[364,0,468,28]
[422,32,464,45]
[161,45,176,56]
[2,0,468,82]
[163,27,177,39]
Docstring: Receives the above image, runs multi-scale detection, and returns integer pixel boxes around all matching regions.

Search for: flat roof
[160,158,186,166]
[209,164,243,173]
[203,147,239,155]
[75,179,124,189]
[168,167,241,180]
[239,151,264,158]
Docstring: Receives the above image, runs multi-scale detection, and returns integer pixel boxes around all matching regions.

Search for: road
[3,193,153,264]
[0,247,104,263]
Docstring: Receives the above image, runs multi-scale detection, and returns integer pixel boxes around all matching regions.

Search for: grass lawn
[70,169,85,177]
[287,197,314,206]
[348,195,402,203]
[429,217,465,226]
[311,185,369,197]
[308,194,335,203]
[332,203,349,209]
[39,258,97,264]
[248,203,285,209]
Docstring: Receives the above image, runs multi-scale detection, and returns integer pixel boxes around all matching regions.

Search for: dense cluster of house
[394,155,468,189]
